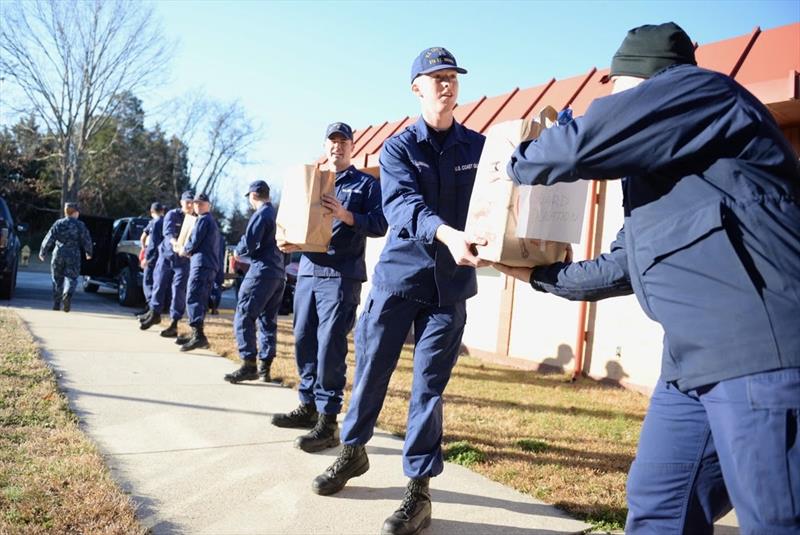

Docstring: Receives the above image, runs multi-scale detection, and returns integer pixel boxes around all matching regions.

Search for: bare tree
[0,0,171,207]
[166,94,260,197]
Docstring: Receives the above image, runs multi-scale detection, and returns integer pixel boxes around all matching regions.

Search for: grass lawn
[201,309,648,531]
[0,309,144,535]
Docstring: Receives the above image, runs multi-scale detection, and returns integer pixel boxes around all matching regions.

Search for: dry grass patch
[201,308,647,530]
[0,309,145,535]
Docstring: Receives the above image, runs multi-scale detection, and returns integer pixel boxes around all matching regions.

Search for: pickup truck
[0,195,27,299]
[81,215,149,306]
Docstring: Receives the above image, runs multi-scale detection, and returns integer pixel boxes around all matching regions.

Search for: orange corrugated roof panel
[463,89,518,133]
[357,117,409,157]
[735,22,800,85]
[527,69,595,117]
[734,22,800,105]
[569,68,613,116]
[695,27,760,76]
[352,122,386,157]
[453,96,486,124]
[492,80,555,124]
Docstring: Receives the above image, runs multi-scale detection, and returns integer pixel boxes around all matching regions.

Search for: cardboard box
[276,164,335,253]
[174,213,196,254]
[464,107,588,267]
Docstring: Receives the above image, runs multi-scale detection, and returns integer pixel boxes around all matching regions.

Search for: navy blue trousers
[50,255,80,301]
[626,368,800,534]
[293,276,361,415]
[142,259,155,303]
[234,273,284,363]
[186,265,215,327]
[150,254,188,320]
[341,288,467,479]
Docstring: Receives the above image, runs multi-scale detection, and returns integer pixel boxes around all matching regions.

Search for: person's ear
[411,80,423,99]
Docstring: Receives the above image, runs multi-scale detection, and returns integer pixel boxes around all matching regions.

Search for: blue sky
[24,0,800,211]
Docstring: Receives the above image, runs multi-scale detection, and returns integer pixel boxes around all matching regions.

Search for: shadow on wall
[538,344,574,373]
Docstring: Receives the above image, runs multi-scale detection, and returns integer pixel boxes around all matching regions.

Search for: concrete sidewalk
[5,271,590,535]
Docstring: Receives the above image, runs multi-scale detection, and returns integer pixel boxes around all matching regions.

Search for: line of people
[137,192,222,352]
[70,21,798,535]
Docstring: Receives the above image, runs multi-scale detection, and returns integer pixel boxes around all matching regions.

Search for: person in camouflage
[39,202,93,312]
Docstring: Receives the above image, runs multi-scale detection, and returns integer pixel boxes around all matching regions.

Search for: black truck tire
[0,260,17,300]
[117,266,138,307]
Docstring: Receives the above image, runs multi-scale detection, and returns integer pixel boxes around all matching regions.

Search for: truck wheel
[0,260,17,300]
[117,267,138,307]
[83,279,100,293]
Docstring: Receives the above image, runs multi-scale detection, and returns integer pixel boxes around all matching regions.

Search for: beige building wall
[585,183,663,390]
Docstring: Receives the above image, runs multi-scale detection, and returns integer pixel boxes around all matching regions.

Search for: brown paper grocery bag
[464,107,574,267]
[276,164,335,253]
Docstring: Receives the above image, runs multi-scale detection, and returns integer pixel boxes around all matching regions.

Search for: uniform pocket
[633,202,773,364]
[748,368,800,410]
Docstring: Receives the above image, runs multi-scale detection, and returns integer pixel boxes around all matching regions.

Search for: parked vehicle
[0,196,27,299]
[227,248,299,315]
[81,216,149,306]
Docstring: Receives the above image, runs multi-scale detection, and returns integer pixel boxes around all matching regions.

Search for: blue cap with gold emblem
[325,122,353,141]
[410,47,467,83]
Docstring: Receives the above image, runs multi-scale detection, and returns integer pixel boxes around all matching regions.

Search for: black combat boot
[139,310,161,330]
[311,444,369,496]
[271,403,318,429]
[62,294,72,313]
[224,361,259,383]
[160,319,178,337]
[175,332,191,345]
[381,477,432,535]
[258,359,272,382]
[295,413,340,453]
[179,326,209,352]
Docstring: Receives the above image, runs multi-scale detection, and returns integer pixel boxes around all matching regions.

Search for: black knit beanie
[609,22,696,79]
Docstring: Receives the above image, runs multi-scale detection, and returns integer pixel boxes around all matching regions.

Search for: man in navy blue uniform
[273,122,387,454]
[223,180,286,383]
[39,202,93,312]
[496,22,800,535]
[178,192,221,352]
[311,49,487,535]
[140,191,193,334]
[139,202,165,310]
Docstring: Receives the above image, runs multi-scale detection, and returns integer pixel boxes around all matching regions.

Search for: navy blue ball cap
[150,202,164,212]
[245,180,270,197]
[180,191,195,201]
[410,47,467,83]
[193,192,210,203]
[325,122,354,141]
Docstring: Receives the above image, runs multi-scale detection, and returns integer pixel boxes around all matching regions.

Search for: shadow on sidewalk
[339,485,565,519]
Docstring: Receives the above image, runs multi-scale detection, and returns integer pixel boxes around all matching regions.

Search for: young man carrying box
[311,48,487,535]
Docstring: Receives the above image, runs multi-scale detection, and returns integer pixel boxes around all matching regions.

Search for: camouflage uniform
[40,217,93,304]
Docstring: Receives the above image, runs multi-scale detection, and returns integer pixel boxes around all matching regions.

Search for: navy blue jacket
[508,64,800,390]
[184,212,221,272]
[372,117,485,306]
[144,216,163,263]
[235,202,284,279]
[160,207,185,261]
[299,166,387,281]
